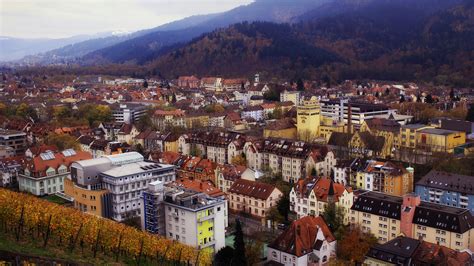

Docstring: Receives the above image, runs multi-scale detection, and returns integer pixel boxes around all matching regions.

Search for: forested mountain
[148,0,474,86]
[81,0,331,64]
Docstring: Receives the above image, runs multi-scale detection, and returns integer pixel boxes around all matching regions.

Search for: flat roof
[101,161,174,177]
[418,128,460,135]
[401,124,429,129]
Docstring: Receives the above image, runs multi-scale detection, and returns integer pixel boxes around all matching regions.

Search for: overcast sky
[0,0,254,39]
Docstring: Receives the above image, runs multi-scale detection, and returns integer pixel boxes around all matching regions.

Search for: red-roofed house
[267,216,336,266]
[290,177,353,224]
[228,179,282,221]
[18,149,92,196]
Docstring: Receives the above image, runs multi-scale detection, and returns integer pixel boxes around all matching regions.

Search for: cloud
[0,0,253,39]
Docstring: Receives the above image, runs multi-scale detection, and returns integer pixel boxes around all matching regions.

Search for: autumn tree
[266,206,284,227]
[44,133,80,151]
[245,240,263,265]
[337,226,377,264]
[231,154,247,166]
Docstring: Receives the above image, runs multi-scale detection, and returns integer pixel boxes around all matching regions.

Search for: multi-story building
[0,145,15,159]
[350,192,474,251]
[320,99,396,130]
[241,105,264,121]
[350,160,414,196]
[67,152,176,222]
[290,177,353,224]
[163,186,227,253]
[19,149,91,196]
[0,129,27,155]
[280,90,301,106]
[365,236,473,265]
[0,156,24,187]
[415,170,474,214]
[244,138,336,182]
[416,128,466,153]
[178,131,246,165]
[359,117,401,157]
[112,103,147,124]
[399,124,432,150]
[227,179,282,221]
[267,216,336,266]
[141,181,166,235]
[152,109,185,130]
[296,97,321,141]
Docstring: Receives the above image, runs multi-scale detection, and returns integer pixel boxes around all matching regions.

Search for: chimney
[200,182,203,190]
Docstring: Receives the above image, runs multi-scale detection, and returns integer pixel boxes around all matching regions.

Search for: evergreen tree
[296,78,305,91]
[277,194,290,221]
[425,94,434,104]
[143,80,149,88]
[466,104,474,122]
[449,88,455,100]
[310,167,317,176]
[232,219,247,266]
[214,246,234,266]
[400,95,405,103]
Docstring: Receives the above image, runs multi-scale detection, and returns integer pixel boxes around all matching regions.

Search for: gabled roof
[268,216,335,257]
[416,170,474,195]
[228,179,279,200]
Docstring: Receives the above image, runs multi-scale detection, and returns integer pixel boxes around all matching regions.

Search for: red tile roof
[228,179,279,200]
[269,216,336,257]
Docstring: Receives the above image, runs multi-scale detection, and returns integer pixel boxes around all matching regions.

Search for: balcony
[198,213,215,222]
[199,239,216,249]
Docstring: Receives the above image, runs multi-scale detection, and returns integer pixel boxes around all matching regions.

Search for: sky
[0,0,254,39]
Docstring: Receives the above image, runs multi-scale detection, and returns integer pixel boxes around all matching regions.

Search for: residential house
[350,192,474,251]
[116,124,140,145]
[241,105,264,122]
[267,216,336,266]
[152,109,185,130]
[227,179,282,221]
[244,138,336,183]
[365,236,473,265]
[264,118,297,140]
[178,131,245,165]
[18,149,92,196]
[290,177,353,224]
[415,170,474,214]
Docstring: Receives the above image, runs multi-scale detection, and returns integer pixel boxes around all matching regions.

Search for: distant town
[0,70,473,265]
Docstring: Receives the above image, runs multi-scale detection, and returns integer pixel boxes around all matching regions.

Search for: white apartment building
[162,186,227,253]
[71,152,175,222]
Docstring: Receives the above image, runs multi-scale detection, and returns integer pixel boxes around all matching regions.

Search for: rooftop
[416,170,474,194]
[418,128,460,136]
[101,161,174,177]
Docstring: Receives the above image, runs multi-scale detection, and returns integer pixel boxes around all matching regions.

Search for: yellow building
[350,192,474,251]
[263,118,297,139]
[359,117,400,157]
[318,117,347,142]
[297,97,321,141]
[349,131,387,158]
[416,128,466,153]
[399,124,433,149]
[185,113,209,129]
[63,177,110,217]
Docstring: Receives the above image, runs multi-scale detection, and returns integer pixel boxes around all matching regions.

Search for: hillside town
[0,70,473,265]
